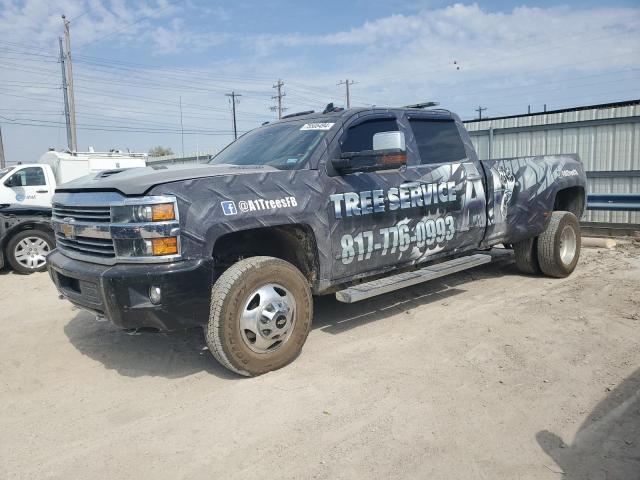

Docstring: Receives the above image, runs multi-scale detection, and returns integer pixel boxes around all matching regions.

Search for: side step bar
[335,253,492,303]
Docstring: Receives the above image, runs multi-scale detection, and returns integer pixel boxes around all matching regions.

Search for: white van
[0,150,147,207]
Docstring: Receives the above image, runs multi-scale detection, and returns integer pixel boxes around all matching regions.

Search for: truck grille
[55,234,116,259]
[52,203,111,223]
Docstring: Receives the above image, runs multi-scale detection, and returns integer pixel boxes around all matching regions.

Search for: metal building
[147,150,216,167]
[464,99,640,232]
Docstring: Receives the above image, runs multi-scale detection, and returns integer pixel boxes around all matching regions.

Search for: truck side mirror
[332,131,406,174]
[372,131,405,151]
[332,148,407,174]
[4,175,18,188]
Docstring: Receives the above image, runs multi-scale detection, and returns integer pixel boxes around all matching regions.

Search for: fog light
[149,285,162,305]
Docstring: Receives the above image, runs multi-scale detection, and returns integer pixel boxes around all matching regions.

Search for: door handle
[36,190,48,193]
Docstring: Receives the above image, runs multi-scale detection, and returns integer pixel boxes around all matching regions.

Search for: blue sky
[1,0,639,163]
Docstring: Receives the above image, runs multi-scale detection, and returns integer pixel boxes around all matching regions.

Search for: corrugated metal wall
[464,102,640,225]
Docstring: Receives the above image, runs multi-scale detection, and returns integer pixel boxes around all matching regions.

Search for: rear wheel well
[554,186,585,218]
[212,225,319,285]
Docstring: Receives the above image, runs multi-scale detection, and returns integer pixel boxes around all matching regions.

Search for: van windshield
[210,119,335,170]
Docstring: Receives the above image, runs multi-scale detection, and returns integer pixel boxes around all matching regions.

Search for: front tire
[537,211,581,278]
[205,256,313,376]
[6,229,54,274]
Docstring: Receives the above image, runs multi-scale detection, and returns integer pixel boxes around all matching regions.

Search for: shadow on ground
[537,368,640,479]
[64,253,515,379]
[64,312,238,380]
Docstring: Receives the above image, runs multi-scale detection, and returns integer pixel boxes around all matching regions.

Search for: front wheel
[205,256,313,376]
[6,229,54,274]
[537,211,581,278]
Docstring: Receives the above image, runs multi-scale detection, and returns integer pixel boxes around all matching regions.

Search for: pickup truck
[47,106,586,376]
[0,204,54,274]
[0,150,146,208]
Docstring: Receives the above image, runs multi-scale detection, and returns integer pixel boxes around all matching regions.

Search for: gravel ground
[1,244,639,480]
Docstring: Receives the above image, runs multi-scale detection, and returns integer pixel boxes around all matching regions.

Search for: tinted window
[8,167,46,186]
[409,119,467,164]
[341,118,399,153]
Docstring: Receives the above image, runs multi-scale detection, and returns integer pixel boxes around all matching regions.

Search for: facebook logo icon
[221,201,237,216]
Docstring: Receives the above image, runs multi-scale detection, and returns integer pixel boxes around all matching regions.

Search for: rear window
[409,119,467,164]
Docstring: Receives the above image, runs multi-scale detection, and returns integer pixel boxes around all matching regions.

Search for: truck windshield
[210,119,334,170]
[0,167,14,179]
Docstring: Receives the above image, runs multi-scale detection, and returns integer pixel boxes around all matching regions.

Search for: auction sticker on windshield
[300,123,334,130]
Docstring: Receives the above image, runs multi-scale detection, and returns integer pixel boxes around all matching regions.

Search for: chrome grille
[52,203,111,223]
[55,233,115,259]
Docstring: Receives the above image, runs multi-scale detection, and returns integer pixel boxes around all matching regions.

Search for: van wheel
[6,229,54,274]
[513,237,541,275]
[537,211,581,278]
[205,256,313,377]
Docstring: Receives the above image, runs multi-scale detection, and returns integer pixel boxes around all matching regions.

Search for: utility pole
[338,79,355,108]
[62,15,77,152]
[270,79,286,119]
[0,126,5,169]
[225,91,241,140]
[475,106,487,120]
[58,37,73,150]
[179,96,185,157]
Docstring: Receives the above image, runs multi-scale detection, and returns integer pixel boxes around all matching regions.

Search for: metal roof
[464,99,640,123]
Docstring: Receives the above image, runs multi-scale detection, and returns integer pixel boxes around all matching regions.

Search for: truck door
[2,166,51,206]
[327,112,467,279]
[405,115,486,252]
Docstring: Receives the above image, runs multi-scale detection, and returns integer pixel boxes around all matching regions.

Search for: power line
[79,0,184,48]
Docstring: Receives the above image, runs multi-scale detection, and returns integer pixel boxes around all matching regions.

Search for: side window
[409,119,467,164]
[341,118,400,153]
[8,167,46,187]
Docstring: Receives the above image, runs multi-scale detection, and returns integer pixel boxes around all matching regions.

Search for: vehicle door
[2,166,51,206]
[405,114,486,252]
[327,112,431,279]
[0,166,16,204]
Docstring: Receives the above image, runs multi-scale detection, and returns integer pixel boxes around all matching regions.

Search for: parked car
[0,150,147,208]
[0,204,53,274]
[47,105,586,376]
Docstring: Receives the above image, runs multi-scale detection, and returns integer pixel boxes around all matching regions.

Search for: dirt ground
[1,244,639,480]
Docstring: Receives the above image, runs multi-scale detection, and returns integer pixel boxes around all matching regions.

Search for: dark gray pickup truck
[47,106,586,376]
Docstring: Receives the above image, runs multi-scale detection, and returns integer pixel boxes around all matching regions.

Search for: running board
[335,253,492,303]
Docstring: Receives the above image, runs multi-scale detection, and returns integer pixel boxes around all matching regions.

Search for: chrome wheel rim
[14,236,50,270]
[240,283,296,354]
[559,225,577,265]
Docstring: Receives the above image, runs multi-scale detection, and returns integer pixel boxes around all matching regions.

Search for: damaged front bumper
[48,250,214,331]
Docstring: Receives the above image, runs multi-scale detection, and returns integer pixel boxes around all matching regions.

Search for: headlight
[112,202,176,223]
[109,196,181,262]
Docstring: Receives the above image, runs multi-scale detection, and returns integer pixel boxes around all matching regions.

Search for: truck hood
[56,163,280,196]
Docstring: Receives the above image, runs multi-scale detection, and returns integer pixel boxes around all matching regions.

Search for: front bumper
[48,250,214,331]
